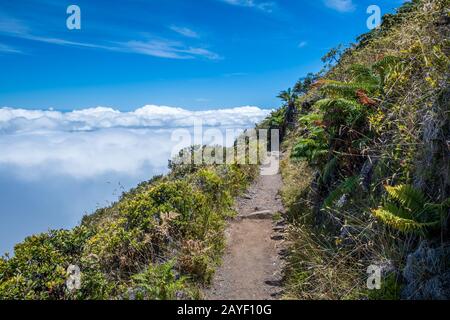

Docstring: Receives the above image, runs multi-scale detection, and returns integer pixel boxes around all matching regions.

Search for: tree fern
[316,98,366,128]
[317,58,401,100]
[292,112,328,164]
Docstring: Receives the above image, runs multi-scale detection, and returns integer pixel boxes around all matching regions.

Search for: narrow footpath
[205,155,286,300]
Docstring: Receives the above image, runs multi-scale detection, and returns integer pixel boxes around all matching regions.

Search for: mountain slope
[258,0,449,299]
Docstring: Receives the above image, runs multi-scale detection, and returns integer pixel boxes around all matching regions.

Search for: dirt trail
[205,155,286,300]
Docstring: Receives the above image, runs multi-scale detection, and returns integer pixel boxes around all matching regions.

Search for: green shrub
[128,261,188,300]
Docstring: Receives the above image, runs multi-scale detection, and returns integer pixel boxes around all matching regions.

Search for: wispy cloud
[121,39,221,60]
[170,25,200,38]
[324,0,355,12]
[219,0,276,13]
[0,43,23,54]
[298,41,308,48]
[0,15,220,60]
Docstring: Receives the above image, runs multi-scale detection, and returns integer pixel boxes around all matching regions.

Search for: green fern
[371,184,448,235]
[372,207,437,234]
[385,184,428,214]
[316,98,366,128]
[348,64,379,86]
[292,112,328,164]
[318,57,401,101]
[291,138,328,163]
[319,80,380,99]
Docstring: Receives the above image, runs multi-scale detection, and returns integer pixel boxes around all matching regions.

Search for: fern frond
[385,184,427,216]
[319,80,379,98]
[372,207,437,235]
[348,64,379,86]
[371,184,444,234]
[372,55,402,87]
[298,113,323,125]
[315,98,362,113]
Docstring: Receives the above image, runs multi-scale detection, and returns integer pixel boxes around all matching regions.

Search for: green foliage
[258,107,286,130]
[292,138,328,164]
[321,44,346,70]
[0,227,91,300]
[372,185,448,234]
[0,146,257,299]
[317,98,367,131]
[281,0,449,301]
[367,273,402,300]
[291,114,328,164]
[294,73,319,96]
[323,175,360,209]
[128,261,188,300]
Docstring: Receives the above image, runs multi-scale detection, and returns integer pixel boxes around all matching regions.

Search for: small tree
[277,88,298,139]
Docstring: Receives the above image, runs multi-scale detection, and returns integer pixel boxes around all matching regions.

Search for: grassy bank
[261,0,449,300]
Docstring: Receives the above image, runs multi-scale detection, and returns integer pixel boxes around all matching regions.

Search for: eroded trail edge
[205,157,286,300]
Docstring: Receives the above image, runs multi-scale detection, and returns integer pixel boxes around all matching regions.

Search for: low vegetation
[0,146,258,299]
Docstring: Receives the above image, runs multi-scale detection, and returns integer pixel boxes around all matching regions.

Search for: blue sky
[0,0,407,111]
[0,0,409,254]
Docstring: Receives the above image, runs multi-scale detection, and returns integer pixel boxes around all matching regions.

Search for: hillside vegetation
[0,145,258,299]
[0,0,449,300]
[259,0,449,299]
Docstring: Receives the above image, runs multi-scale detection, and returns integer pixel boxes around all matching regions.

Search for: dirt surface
[205,156,286,300]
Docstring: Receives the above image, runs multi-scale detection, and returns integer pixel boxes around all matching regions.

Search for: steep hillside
[259,0,449,299]
[0,145,258,299]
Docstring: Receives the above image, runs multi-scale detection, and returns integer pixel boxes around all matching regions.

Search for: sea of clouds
[0,105,270,178]
[0,105,270,254]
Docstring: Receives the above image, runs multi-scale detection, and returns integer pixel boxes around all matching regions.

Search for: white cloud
[298,41,308,48]
[170,26,200,38]
[0,105,270,178]
[0,105,268,132]
[0,16,220,60]
[324,0,355,12]
[219,0,276,12]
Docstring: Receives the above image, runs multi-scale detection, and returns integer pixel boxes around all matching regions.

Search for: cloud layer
[0,105,270,178]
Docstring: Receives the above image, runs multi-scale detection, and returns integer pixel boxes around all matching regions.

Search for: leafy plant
[128,261,187,300]
[291,114,328,164]
[372,185,449,234]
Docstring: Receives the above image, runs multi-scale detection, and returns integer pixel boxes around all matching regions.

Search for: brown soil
[204,158,286,300]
